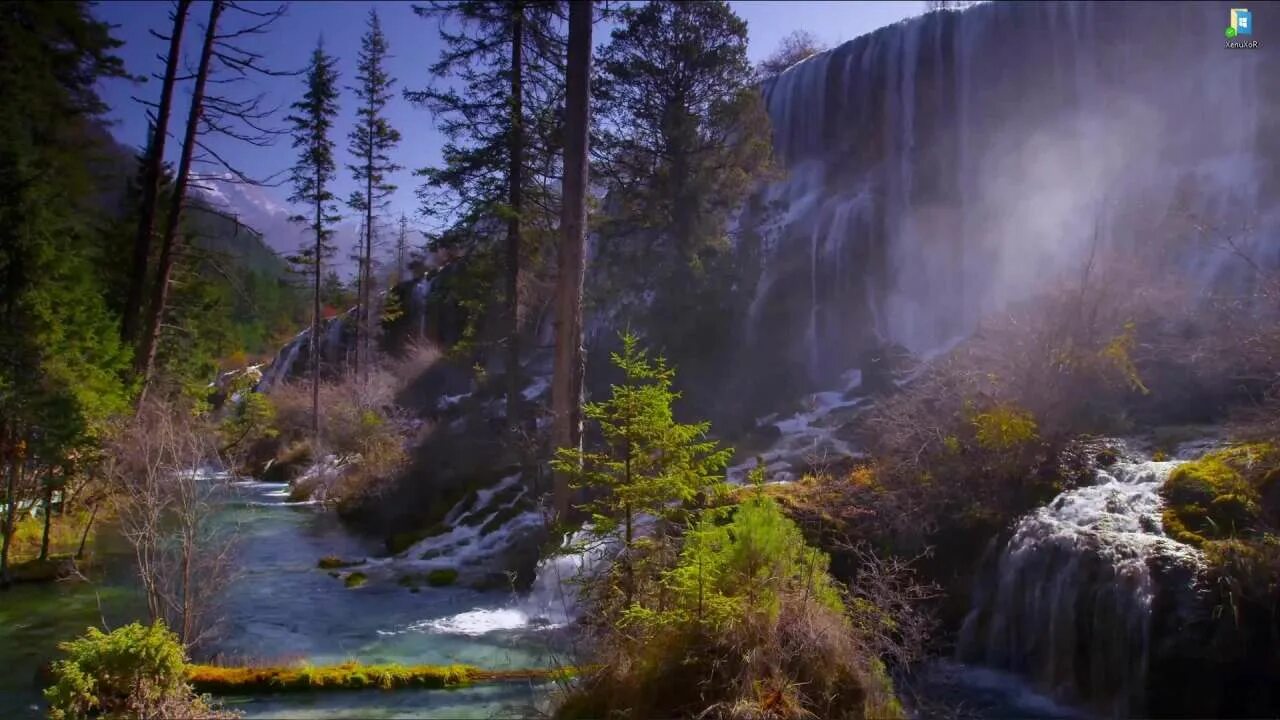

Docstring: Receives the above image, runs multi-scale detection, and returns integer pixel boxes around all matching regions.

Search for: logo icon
[1226,8,1252,38]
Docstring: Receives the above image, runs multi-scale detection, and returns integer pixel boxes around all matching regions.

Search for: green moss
[187,661,568,694]
[1161,443,1280,547]
[343,572,368,589]
[426,568,458,587]
[317,556,361,570]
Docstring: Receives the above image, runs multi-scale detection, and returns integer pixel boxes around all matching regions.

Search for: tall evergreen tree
[593,0,772,385]
[347,9,402,380]
[408,1,566,425]
[286,39,341,440]
[550,0,592,521]
[0,1,130,585]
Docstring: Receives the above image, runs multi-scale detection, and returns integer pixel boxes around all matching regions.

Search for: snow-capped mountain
[192,173,362,274]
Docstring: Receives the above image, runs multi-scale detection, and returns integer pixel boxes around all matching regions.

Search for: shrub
[558,494,902,720]
[44,621,235,720]
[971,404,1038,451]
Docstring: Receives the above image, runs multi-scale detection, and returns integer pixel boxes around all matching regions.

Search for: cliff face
[740,0,1278,393]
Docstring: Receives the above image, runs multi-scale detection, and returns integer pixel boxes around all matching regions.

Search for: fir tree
[286,38,341,440]
[594,1,772,383]
[347,9,402,379]
[552,332,732,604]
[408,1,566,424]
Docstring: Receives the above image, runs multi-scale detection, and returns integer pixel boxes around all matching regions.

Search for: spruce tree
[594,1,772,382]
[552,332,731,604]
[347,9,402,380]
[286,39,341,440]
[408,1,566,425]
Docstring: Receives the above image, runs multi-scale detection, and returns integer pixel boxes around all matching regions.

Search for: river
[0,478,561,719]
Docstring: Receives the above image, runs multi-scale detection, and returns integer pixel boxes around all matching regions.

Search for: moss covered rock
[1160,443,1278,547]
[318,556,361,570]
[343,572,368,589]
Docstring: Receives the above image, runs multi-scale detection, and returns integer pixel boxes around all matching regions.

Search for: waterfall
[257,330,308,392]
[956,457,1203,716]
[747,1,1273,388]
[411,277,432,340]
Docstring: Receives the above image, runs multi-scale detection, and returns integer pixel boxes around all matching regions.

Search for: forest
[2,1,1279,719]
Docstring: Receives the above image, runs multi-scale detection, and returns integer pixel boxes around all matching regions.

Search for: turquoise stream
[0,479,559,719]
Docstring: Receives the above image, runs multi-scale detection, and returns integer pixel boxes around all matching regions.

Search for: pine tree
[347,9,402,381]
[286,39,341,440]
[550,0,592,521]
[408,1,566,425]
[594,1,772,380]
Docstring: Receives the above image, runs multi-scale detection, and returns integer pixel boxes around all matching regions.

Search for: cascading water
[956,456,1204,716]
[746,1,1275,389]
[257,329,308,392]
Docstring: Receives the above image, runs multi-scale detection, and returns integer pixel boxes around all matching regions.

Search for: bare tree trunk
[76,499,99,560]
[551,0,592,522]
[354,237,362,379]
[363,157,375,384]
[123,0,192,346]
[0,447,19,588]
[312,168,322,441]
[39,472,53,561]
[505,2,524,426]
[137,0,225,400]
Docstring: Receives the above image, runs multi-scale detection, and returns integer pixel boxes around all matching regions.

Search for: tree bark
[39,472,52,561]
[1,450,24,588]
[76,500,99,560]
[505,2,524,427]
[136,0,224,400]
[550,0,592,521]
[312,167,322,441]
[363,166,374,383]
[123,0,192,346]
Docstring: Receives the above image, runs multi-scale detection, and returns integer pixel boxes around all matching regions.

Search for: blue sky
[92,1,925,230]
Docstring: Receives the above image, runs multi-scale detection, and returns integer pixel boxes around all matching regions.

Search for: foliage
[0,1,133,584]
[756,29,827,78]
[592,0,773,381]
[553,332,731,602]
[407,1,566,354]
[347,8,402,373]
[219,392,278,459]
[971,404,1039,451]
[44,621,234,720]
[559,493,902,720]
